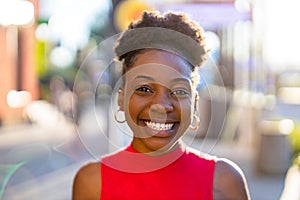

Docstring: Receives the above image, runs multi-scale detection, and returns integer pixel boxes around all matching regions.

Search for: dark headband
[114,27,206,67]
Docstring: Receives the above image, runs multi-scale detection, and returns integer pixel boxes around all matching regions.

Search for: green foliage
[293,154,300,167]
[289,122,300,154]
[289,122,300,167]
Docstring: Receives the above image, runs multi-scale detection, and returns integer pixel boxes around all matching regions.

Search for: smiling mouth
[144,120,174,131]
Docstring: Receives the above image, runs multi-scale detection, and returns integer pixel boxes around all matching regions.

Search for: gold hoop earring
[114,109,126,123]
[190,114,200,130]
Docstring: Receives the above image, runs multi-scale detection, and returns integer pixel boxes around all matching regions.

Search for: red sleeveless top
[100,144,216,200]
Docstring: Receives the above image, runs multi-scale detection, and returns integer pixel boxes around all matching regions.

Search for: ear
[193,91,199,113]
[118,88,124,111]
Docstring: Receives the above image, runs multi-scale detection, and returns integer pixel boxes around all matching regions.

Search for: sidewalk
[0,122,75,153]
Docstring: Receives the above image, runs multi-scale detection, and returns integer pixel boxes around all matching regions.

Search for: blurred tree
[89,0,119,43]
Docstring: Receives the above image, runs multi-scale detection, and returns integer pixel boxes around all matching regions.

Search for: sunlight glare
[0,0,34,26]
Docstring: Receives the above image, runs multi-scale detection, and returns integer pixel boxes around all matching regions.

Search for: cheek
[177,99,192,120]
[126,95,145,122]
[123,88,134,117]
[128,101,137,120]
[175,101,192,134]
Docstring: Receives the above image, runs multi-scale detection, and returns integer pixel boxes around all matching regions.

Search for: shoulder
[213,158,250,200]
[72,162,101,200]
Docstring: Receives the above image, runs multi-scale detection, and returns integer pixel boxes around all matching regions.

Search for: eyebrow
[171,77,191,84]
[134,75,155,81]
[134,76,190,84]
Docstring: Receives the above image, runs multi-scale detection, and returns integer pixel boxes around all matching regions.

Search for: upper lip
[142,119,178,124]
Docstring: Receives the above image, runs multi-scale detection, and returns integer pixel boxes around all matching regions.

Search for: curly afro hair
[128,11,204,44]
[115,10,207,76]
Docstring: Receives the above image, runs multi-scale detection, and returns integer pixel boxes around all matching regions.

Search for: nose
[150,92,174,114]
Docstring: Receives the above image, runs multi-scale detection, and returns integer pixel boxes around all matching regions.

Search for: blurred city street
[1,0,300,200]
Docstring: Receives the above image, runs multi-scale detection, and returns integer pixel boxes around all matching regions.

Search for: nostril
[150,104,164,112]
[150,104,173,113]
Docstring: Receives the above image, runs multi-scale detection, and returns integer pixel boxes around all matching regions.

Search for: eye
[171,89,189,97]
[135,86,153,94]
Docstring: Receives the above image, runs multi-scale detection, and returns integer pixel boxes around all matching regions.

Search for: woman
[73,11,250,200]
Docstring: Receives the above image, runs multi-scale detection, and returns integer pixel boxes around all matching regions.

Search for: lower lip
[145,126,175,138]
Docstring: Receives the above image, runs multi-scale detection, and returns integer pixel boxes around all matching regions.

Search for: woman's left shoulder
[214,158,251,200]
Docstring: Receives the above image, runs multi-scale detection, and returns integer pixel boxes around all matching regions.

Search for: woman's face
[119,49,195,154]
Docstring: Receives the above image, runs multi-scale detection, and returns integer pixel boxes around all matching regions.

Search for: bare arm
[72,162,101,200]
[213,158,250,200]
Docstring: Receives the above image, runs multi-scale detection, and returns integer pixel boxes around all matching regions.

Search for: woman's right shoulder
[77,162,101,175]
[72,162,101,200]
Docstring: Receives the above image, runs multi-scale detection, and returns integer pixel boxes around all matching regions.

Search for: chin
[142,136,180,153]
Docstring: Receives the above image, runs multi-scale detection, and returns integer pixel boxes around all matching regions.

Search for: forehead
[125,50,192,83]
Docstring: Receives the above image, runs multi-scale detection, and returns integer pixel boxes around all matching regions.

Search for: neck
[131,138,184,156]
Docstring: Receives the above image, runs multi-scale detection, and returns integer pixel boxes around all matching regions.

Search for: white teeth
[145,121,174,131]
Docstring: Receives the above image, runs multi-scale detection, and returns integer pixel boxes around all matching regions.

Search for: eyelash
[135,86,189,97]
[136,86,153,93]
[171,89,189,96]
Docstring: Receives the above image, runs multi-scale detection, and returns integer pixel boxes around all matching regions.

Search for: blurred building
[0,0,39,124]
